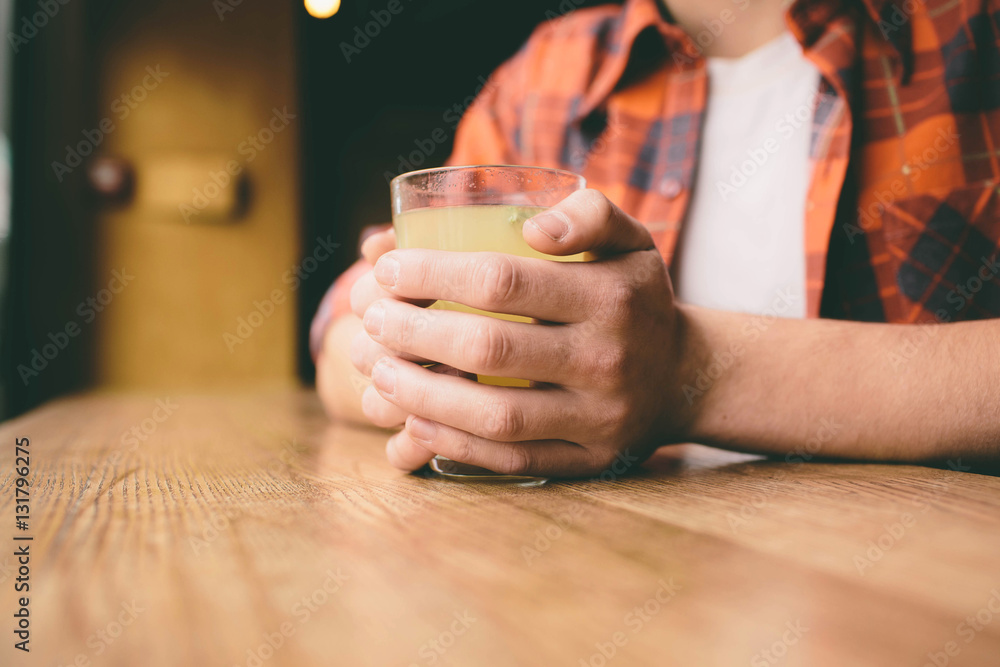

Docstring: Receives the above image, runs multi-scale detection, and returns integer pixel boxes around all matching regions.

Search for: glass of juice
[390,165,586,485]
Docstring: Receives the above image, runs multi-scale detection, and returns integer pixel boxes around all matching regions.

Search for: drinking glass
[390,165,586,485]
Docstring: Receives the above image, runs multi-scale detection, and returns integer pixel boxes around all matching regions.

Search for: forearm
[678,305,1000,466]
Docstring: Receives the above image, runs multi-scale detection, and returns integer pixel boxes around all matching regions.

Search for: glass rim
[389,164,586,191]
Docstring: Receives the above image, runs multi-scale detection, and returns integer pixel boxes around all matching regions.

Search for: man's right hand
[315,228,401,428]
[348,228,416,429]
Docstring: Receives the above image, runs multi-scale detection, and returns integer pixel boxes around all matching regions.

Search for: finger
[373,250,601,323]
[350,268,433,319]
[360,227,395,265]
[351,270,393,319]
[370,357,589,443]
[361,385,408,428]
[351,327,428,374]
[386,430,435,471]
[365,299,583,385]
[404,416,599,478]
[522,189,655,257]
[351,326,481,384]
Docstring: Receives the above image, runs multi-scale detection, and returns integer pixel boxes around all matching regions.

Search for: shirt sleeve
[445,65,522,167]
[309,53,526,362]
[309,258,369,360]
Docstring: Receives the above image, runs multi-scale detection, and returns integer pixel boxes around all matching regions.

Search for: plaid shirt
[311,0,1000,358]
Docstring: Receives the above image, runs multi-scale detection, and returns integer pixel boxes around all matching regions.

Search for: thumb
[522,189,655,257]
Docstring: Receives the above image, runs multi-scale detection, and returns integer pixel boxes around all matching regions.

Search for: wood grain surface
[1,390,999,667]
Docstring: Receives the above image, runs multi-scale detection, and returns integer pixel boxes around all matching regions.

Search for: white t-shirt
[672,32,819,318]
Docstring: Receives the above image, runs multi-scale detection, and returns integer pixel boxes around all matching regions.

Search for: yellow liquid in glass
[394,204,584,386]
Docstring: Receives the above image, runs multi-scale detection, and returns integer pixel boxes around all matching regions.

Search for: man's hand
[348,228,416,431]
[314,227,401,426]
[355,189,696,477]
[348,227,476,470]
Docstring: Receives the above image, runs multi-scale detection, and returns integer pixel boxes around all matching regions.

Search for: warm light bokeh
[305,0,341,19]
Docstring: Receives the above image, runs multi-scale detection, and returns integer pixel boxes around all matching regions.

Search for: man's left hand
[353,189,697,477]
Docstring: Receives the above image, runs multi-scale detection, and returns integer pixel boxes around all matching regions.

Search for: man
[312,0,1000,476]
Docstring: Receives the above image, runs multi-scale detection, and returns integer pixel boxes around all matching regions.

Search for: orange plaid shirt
[311,0,1000,358]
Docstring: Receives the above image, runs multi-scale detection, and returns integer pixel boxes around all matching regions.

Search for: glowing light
[305,0,341,18]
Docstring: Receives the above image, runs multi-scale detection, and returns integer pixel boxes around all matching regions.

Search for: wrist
[669,303,723,444]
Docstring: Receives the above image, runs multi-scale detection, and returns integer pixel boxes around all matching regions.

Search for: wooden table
[2,390,999,667]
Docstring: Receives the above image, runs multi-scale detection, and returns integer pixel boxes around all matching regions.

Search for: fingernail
[364,303,385,337]
[371,359,395,394]
[407,416,437,444]
[527,210,569,242]
[374,256,400,287]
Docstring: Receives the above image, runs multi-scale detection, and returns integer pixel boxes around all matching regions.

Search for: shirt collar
[575,0,906,122]
[576,0,678,122]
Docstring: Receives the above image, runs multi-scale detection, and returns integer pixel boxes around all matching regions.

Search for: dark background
[0,0,618,417]
[296,0,616,381]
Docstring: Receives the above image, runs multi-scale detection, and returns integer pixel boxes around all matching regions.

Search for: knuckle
[588,344,628,386]
[475,254,520,309]
[635,250,667,285]
[602,281,640,321]
[410,308,433,338]
[466,320,510,373]
[566,320,598,350]
[391,306,421,346]
[450,432,476,465]
[594,448,621,474]
[591,400,631,440]
[495,446,532,476]
[579,188,612,219]
[394,315,414,346]
[479,395,524,441]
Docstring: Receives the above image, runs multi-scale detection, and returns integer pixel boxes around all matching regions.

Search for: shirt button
[659,178,682,199]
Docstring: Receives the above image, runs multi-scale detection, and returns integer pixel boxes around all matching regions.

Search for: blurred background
[0,0,614,418]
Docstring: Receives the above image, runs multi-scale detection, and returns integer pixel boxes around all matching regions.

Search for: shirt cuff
[309,259,369,361]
